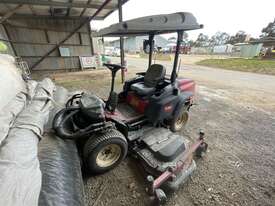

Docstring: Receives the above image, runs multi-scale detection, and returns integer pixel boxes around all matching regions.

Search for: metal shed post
[118,0,125,83]
[87,22,95,55]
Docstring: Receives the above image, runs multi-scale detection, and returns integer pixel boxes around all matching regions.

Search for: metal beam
[2,14,105,20]
[0,4,23,24]
[148,34,154,68]
[101,0,129,19]
[30,0,113,70]
[80,0,92,17]
[66,0,73,16]
[87,22,95,55]
[118,0,125,83]
[28,5,37,16]
[0,0,115,10]
[2,24,17,56]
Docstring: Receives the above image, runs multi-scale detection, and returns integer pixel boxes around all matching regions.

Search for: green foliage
[227,31,248,44]
[0,41,7,52]
[261,18,275,37]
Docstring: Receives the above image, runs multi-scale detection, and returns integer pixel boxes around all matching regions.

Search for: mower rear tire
[83,129,128,174]
[169,105,189,132]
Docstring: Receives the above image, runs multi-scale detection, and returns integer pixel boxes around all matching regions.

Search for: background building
[252,37,275,59]
[108,35,169,53]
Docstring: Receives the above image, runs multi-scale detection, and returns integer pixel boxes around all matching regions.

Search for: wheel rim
[175,111,189,131]
[96,144,121,168]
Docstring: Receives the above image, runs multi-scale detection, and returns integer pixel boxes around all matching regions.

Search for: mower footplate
[142,128,186,162]
[131,127,196,192]
[137,146,196,191]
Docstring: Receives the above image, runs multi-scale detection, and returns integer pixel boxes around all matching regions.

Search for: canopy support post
[118,0,125,83]
[171,30,183,83]
[148,33,154,68]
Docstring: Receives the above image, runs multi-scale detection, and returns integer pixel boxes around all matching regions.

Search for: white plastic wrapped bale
[0,54,26,111]
[0,55,85,206]
[38,86,85,206]
[0,78,55,206]
[0,55,27,145]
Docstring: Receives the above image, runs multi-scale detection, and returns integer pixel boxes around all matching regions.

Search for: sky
[91,0,275,41]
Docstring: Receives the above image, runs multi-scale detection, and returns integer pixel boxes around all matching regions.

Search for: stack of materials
[0,54,84,206]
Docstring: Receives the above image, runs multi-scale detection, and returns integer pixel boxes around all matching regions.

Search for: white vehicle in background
[112,47,121,57]
[104,46,114,56]
[104,47,121,56]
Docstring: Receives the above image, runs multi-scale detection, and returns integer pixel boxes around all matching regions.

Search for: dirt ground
[49,55,275,206]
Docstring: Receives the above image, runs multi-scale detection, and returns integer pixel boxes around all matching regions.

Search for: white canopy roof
[94,12,203,37]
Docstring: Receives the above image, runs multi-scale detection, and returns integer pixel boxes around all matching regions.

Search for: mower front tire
[83,129,128,174]
[169,105,189,132]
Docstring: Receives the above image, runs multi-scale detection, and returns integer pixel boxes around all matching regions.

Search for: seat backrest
[144,64,166,87]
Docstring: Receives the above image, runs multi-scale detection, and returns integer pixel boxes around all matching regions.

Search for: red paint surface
[126,92,149,114]
[177,78,196,93]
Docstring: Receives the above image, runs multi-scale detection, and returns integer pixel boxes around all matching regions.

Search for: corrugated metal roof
[0,0,129,20]
[251,37,275,43]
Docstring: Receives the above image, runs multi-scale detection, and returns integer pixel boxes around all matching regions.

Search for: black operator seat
[131,64,166,96]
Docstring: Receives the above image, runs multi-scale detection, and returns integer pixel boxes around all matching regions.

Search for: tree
[209,32,230,46]
[183,32,188,40]
[261,18,275,37]
[0,41,7,52]
[187,40,194,47]
[194,33,209,47]
[227,30,249,44]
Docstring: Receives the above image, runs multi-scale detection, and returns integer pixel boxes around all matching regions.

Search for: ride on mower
[53,12,208,204]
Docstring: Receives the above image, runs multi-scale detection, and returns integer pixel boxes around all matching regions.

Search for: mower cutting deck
[53,12,207,205]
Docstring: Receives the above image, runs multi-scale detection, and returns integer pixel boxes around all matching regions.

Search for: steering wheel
[103,63,125,73]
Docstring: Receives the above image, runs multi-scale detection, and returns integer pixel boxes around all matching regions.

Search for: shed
[232,43,263,58]
[251,37,275,59]
[213,44,233,54]
[0,0,129,72]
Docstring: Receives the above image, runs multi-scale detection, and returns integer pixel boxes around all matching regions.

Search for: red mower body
[126,92,149,114]
[125,78,196,115]
[177,78,196,93]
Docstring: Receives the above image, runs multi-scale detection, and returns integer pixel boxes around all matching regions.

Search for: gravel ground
[50,55,275,206]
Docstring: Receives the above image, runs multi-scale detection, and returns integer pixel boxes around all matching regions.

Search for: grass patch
[196,58,275,75]
[54,76,122,92]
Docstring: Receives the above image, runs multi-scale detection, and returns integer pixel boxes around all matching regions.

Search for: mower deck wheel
[169,105,189,132]
[83,129,128,174]
[195,142,208,158]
